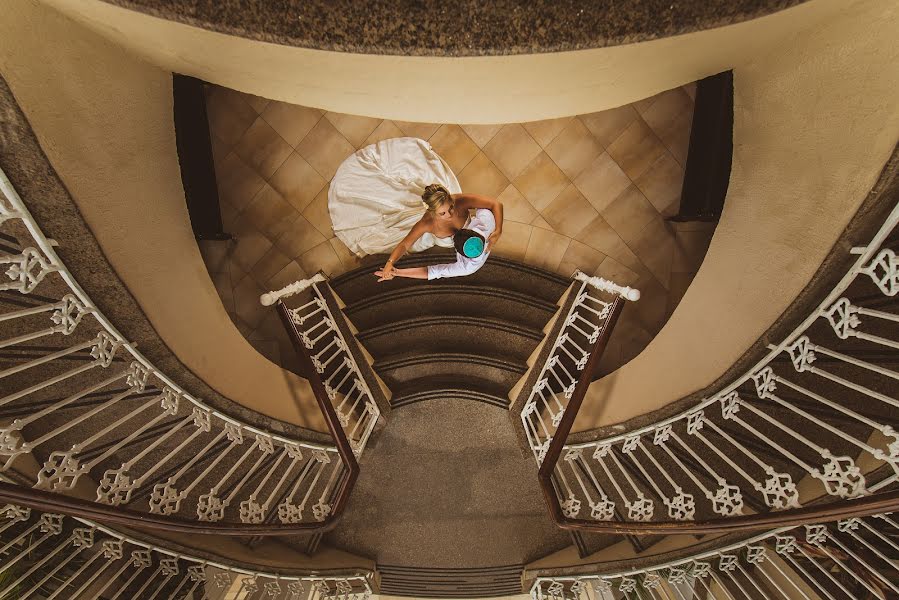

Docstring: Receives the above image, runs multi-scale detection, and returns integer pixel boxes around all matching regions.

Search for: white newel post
[572,270,641,301]
[260,274,327,306]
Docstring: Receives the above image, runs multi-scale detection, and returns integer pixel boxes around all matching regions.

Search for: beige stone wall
[575,0,899,430]
[44,0,851,124]
[1,0,896,435]
[0,0,325,432]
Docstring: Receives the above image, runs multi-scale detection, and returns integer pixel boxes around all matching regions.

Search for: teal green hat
[462,236,485,258]
[454,228,486,258]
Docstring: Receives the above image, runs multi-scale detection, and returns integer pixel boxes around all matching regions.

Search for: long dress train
[328,137,461,257]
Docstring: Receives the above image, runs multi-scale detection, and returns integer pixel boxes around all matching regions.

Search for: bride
[328,137,503,278]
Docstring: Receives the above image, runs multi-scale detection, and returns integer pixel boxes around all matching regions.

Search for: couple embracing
[375,184,503,282]
[328,137,503,283]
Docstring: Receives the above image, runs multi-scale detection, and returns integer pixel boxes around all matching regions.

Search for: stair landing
[323,396,570,596]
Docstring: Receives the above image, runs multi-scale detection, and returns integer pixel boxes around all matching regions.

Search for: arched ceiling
[98,0,804,56]
[46,0,844,123]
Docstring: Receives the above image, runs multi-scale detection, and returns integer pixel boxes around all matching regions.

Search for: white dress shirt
[426,209,495,280]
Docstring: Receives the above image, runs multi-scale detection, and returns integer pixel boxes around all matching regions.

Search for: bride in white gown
[328,137,503,272]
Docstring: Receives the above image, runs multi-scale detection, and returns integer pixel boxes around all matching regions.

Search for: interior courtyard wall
[0,0,895,432]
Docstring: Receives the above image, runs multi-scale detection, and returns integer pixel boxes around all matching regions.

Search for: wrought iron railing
[546,198,899,533]
[0,166,353,532]
[0,501,373,600]
[514,271,636,531]
[520,272,637,465]
[524,186,899,535]
[531,499,899,600]
[263,276,382,458]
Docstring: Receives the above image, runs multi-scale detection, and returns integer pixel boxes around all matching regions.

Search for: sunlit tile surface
[201,83,713,371]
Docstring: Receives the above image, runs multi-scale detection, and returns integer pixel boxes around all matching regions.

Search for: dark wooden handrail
[277,299,360,522]
[536,295,624,526]
[542,486,899,535]
[537,292,899,535]
[0,298,358,536]
[0,481,335,536]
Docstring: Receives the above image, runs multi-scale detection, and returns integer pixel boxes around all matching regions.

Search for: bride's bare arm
[381,218,430,278]
[374,266,429,281]
[453,193,504,249]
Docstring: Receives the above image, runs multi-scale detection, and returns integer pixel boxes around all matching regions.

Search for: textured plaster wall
[575,0,899,430]
[44,0,850,124]
[0,0,896,435]
[0,0,326,432]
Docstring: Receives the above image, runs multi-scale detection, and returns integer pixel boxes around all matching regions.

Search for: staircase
[330,251,571,410]
[317,252,647,594]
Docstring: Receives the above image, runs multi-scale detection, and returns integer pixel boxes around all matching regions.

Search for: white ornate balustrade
[262,277,381,457]
[0,168,345,526]
[0,501,373,600]
[521,273,638,466]
[531,504,899,600]
[550,201,899,525]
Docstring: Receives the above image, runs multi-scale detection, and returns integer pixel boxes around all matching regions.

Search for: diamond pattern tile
[394,121,441,140]
[325,112,382,148]
[541,184,598,238]
[523,117,572,148]
[580,105,638,148]
[606,117,667,181]
[461,124,504,148]
[544,117,603,180]
[261,101,322,147]
[296,118,355,180]
[241,183,299,242]
[574,152,632,214]
[269,152,327,213]
[428,125,480,174]
[214,152,265,211]
[483,124,542,180]
[457,152,510,199]
[513,152,569,212]
[200,83,709,371]
[233,117,292,179]
[496,184,538,224]
[363,120,406,147]
[491,221,532,261]
[206,87,257,145]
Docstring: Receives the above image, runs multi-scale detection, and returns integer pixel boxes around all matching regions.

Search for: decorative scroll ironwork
[0,502,373,600]
[273,281,382,458]
[532,510,899,600]
[542,198,899,530]
[0,166,345,529]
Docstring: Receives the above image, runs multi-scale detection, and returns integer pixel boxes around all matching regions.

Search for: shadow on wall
[184,77,728,376]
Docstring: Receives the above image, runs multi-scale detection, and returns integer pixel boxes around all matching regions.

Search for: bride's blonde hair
[422,184,453,213]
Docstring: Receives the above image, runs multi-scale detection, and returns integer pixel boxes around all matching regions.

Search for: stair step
[569,530,622,559]
[357,316,544,363]
[376,352,526,394]
[344,284,558,332]
[389,376,512,409]
[377,563,524,599]
[331,253,571,306]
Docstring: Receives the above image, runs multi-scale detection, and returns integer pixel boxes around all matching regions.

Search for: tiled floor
[199,84,715,374]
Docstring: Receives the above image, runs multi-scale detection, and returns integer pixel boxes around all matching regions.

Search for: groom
[375,208,495,281]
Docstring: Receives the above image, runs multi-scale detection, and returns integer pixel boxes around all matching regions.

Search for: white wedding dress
[328,137,461,257]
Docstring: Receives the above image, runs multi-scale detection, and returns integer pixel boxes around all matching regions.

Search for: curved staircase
[331,252,571,411]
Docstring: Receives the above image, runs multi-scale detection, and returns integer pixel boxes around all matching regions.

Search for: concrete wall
[0,0,325,432]
[44,0,852,124]
[575,0,899,430]
[1,0,896,435]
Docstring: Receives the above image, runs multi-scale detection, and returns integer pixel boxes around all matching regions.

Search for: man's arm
[425,259,479,280]
[453,193,503,249]
[374,259,478,282]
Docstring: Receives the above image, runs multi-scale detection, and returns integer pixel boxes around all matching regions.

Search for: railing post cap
[260,292,276,306]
